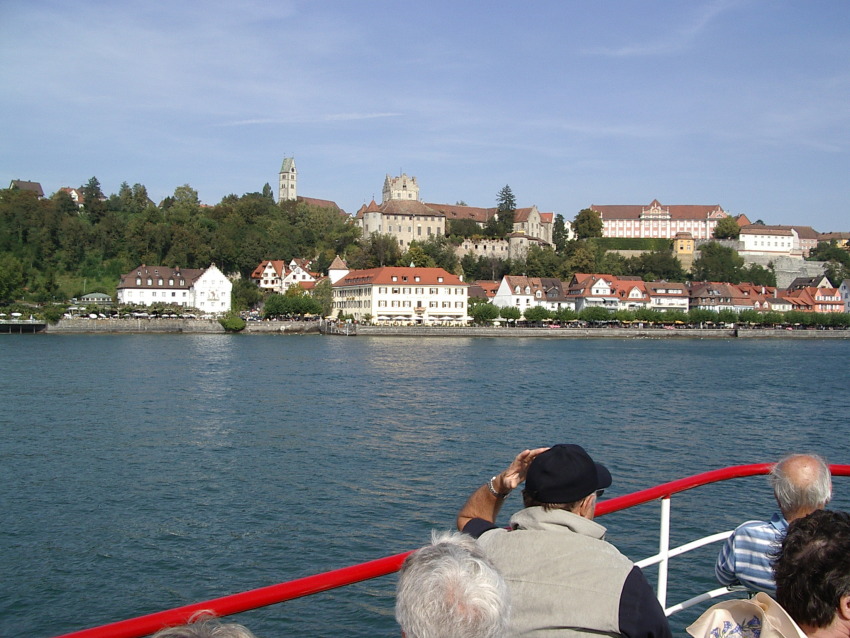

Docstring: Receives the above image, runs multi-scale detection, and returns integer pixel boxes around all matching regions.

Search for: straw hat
[687,592,807,638]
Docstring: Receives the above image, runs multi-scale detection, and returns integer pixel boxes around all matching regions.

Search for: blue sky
[2,1,848,231]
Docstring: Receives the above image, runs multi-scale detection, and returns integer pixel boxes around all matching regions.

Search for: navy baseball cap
[524,444,612,503]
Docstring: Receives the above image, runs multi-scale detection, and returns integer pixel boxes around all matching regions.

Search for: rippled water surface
[2,334,849,637]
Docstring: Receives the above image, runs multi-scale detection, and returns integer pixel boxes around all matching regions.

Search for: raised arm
[456,447,549,532]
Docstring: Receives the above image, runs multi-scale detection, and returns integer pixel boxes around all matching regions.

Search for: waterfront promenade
[38,317,850,338]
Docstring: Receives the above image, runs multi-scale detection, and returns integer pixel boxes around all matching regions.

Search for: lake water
[2,334,849,637]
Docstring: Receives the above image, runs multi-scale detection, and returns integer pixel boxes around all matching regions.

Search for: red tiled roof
[251,260,286,279]
[425,202,495,224]
[334,267,466,287]
[297,196,344,214]
[591,200,726,220]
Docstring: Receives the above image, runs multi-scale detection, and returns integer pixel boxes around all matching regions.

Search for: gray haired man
[396,531,510,638]
[715,453,832,594]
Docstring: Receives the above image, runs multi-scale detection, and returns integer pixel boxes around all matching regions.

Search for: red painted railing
[56,463,850,638]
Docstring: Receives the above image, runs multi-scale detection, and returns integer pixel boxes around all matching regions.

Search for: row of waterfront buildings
[111,256,849,325]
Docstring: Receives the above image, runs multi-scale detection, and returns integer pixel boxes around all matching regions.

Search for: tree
[567,242,598,274]
[579,307,612,322]
[499,305,521,322]
[81,176,106,224]
[231,278,262,312]
[469,302,500,324]
[496,185,516,213]
[494,185,516,236]
[352,233,402,268]
[263,293,288,318]
[0,254,24,302]
[553,214,569,252]
[740,263,776,287]
[525,245,564,277]
[713,216,741,239]
[311,279,334,317]
[691,242,745,283]
[573,209,603,240]
[524,305,551,324]
[446,218,481,238]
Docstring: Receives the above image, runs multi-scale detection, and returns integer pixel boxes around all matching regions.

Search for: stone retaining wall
[41,319,848,339]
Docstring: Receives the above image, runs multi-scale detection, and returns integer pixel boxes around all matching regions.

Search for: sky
[1,0,848,231]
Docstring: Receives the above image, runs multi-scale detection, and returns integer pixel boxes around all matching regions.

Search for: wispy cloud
[222,113,402,126]
[583,0,742,57]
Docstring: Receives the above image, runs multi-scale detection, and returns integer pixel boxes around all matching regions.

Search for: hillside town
[3,157,850,330]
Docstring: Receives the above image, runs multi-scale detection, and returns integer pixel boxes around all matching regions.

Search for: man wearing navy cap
[457,444,670,637]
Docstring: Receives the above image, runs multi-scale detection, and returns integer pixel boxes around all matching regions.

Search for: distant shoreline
[37,318,850,339]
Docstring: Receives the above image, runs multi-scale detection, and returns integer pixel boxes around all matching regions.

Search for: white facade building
[738,226,800,257]
[644,282,690,313]
[117,264,232,314]
[332,266,468,324]
[592,200,730,240]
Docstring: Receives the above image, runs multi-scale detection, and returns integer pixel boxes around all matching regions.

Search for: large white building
[591,199,730,240]
[355,174,556,260]
[117,264,232,314]
[332,266,468,324]
[738,226,800,257]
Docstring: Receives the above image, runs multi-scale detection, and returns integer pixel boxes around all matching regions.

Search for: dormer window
[147,278,152,285]
[136,278,141,286]
[515,286,521,293]
[437,277,443,283]
[158,279,163,286]
[414,276,420,282]
[392,276,398,282]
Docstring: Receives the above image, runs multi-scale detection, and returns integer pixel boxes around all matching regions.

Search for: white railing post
[657,496,671,609]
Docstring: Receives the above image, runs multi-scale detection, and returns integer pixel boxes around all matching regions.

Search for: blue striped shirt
[715,512,788,595]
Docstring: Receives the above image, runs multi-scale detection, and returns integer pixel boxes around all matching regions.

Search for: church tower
[382,173,419,203]
[279,157,297,202]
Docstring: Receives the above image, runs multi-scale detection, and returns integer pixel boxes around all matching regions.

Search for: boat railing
[56,463,850,638]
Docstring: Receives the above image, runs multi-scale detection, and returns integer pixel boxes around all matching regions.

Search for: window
[437,277,443,283]
[147,278,152,285]
[392,276,398,282]
[414,276,420,282]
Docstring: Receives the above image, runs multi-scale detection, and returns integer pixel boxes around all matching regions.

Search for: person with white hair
[715,453,832,595]
[150,614,257,638]
[395,530,510,638]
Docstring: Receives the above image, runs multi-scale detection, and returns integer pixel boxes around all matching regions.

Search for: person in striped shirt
[715,454,832,595]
